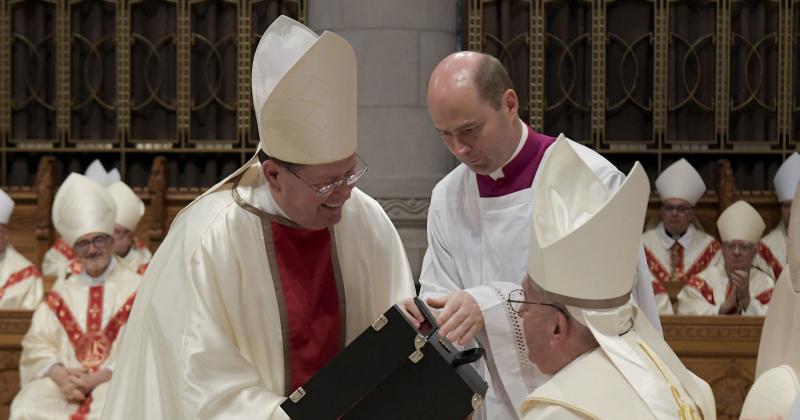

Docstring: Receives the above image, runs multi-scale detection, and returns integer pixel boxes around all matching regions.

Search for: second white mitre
[520,138,716,419]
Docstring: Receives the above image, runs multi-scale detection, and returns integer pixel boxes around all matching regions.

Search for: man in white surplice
[403,51,661,420]
[100,16,415,419]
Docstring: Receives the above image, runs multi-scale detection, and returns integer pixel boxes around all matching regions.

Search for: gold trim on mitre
[53,173,117,246]
[526,136,650,310]
[716,200,765,244]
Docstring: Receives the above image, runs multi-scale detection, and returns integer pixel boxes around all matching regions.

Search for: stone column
[309,0,459,278]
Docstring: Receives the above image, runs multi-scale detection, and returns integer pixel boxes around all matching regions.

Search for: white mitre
[655,158,705,205]
[740,365,799,420]
[53,173,117,246]
[0,189,13,224]
[526,136,650,313]
[525,137,718,419]
[107,181,145,231]
[183,16,358,211]
[774,152,800,202]
[717,200,765,244]
[85,159,121,188]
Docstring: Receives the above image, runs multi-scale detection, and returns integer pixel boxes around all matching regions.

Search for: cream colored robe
[756,268,800,377]
[676,262,774,316]
[100,165,416,420]
[642,223,721,315]
[0,245,43,310]
[519,346,709,420]
[10,258,140,420]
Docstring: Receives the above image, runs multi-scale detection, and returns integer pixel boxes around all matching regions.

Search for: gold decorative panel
[465,0,800,190]
[0,0,306,187]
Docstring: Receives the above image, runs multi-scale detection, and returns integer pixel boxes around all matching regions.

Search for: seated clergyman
[677,200,774,316]
[514,138,716,419]
[0,188,43,310]
[106,181,151,274]
[10,173,140,420]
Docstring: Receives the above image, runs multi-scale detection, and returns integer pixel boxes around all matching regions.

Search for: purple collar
[476,127,555,197]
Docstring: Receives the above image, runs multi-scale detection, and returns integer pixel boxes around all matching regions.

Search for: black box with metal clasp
[280,298,488,419]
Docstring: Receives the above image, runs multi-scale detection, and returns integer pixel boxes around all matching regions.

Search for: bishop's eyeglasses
[284,155,368,198]
[507,289,570,318]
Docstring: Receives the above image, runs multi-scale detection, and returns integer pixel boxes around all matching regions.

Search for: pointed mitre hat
[53,173,117,246]
[717,200,765,244]
[526,135,650,310]
[774,152,800,202]
[740,365,799,420]
[107,181,145,231]
[655,158,705,205]
[252,15,357,164]
[85,159,121,188]
[0,189,13,224]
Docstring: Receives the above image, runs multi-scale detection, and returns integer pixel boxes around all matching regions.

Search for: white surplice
[419,134,661,420]
[100,163,416,419]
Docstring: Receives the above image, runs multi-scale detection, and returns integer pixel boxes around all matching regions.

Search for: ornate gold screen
[465,0,799,190]
[0,0,305,188]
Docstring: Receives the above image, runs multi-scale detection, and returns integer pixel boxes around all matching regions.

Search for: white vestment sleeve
[743,297,768,316]
[19,303,63,386]
[676,285,720,315]
[178,244,290,420]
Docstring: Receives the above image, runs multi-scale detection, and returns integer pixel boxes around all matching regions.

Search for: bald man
[402,52,661,419]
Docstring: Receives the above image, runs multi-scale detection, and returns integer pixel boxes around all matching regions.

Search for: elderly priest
[677,201,774,316]
[100,16,415,420]
[10,173,140,420]
[515,138,715,419]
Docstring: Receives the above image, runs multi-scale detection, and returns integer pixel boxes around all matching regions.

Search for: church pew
[0,312,765,419]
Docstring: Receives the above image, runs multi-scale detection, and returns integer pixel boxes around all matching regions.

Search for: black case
[280,298,488,420]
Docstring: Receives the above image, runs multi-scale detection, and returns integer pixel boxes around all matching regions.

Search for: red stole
[271,222,342,392]
[0,265,40,300]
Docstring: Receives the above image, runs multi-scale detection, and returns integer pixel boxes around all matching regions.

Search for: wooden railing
[0,313,764,419]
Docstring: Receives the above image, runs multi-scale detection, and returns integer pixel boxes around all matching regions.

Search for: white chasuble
[100,164,415,420]
[10,258,140,420]
[0,245,43,310]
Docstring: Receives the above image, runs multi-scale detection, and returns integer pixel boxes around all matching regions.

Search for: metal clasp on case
[288,387,306,403]
[371,315,388,331]
[471,393,483,409]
